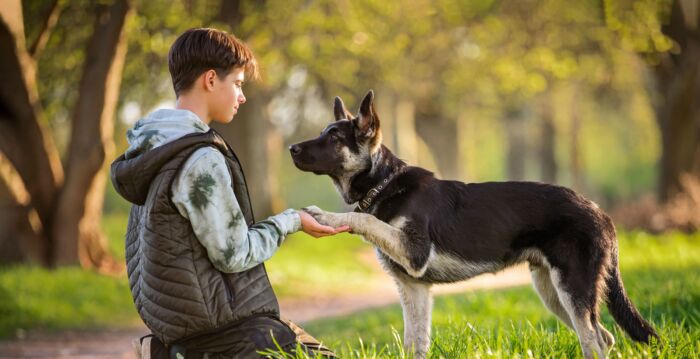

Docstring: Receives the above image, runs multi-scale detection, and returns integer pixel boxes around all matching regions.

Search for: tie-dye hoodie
[125,108,301,273]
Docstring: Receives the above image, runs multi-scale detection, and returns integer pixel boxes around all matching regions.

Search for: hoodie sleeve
[171,147,302,273]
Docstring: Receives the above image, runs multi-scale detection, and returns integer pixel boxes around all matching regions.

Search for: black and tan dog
[289,90,658,359]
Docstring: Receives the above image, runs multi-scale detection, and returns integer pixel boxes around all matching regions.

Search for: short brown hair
[168,28,258,97]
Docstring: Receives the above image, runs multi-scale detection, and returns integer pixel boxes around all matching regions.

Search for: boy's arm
[171,147,301,273]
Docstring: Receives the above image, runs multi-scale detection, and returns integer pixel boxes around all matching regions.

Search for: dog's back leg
[548,262,609,359]
[394,275,432,359]
[531,262,615,354]
[530,263,574,329]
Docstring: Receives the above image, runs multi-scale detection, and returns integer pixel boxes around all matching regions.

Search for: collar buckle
[356,174,397,213]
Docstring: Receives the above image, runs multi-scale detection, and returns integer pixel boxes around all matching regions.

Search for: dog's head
[289,90,382,178]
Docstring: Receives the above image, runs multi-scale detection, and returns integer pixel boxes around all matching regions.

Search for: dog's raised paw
[301,206,340,227]
[301,205,322,216]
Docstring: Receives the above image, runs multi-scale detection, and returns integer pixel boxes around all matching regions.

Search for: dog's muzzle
[289,144,302,156]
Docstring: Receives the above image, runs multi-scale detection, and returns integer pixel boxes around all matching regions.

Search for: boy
[110,28,347,358]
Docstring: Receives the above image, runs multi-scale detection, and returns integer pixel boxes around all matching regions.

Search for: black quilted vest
[110,129,281,345]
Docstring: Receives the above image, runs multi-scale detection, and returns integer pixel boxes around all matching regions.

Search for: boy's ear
[204,69,217,91]
[334,97,352,121]
[357,90,379,137]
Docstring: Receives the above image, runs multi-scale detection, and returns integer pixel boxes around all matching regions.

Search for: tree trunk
[214,0,282,219]
[51,0,131,269]
[0,153,43,264]
[375,88,397,151]
[457,108,472,181]
[395,97,418,165]
[0,1,63,265]
[569,97,585,192]
[656,0,700,202]
[0,0,130,270]
[212,88,280,218]
[217,0,243,29]
[415,99,459,180]
[539,99,558,184]
[505,106,527,180]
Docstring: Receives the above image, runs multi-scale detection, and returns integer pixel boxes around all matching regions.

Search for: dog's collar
[355,172,399,213]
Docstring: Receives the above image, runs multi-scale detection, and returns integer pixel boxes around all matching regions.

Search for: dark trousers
[140,316,335,358]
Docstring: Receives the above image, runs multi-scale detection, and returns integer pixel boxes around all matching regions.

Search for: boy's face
[209,67,246,124]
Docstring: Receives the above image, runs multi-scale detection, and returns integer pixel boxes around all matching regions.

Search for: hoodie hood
[110,109,226,205]
[124,109,210,159]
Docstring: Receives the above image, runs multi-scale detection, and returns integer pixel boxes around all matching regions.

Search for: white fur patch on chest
[425,246,502,281]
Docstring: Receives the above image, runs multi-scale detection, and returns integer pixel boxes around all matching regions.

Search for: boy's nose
[239,94,246,104]
[289,144,302,155]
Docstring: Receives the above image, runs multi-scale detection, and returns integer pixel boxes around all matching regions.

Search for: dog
[289,90,659,359]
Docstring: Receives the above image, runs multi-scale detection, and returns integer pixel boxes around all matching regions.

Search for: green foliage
[237,0,663,203]
[21,0,675,205]
[603,0,675,61]
[120,0,220,110]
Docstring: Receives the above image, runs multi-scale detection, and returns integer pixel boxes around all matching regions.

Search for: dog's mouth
[289,143,337,175]
[289,145,322,174]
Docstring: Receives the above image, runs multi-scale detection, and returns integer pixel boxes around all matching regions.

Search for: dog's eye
[326,128,342,140]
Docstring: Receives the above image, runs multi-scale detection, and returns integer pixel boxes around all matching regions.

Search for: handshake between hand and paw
[297,206,351,238]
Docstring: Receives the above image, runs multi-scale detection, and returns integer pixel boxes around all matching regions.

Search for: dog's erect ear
[334,97,352,121]
[357,90,379,137]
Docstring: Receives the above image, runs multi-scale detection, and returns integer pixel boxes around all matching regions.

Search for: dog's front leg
[395,275,432,359]
[303,206,428,277]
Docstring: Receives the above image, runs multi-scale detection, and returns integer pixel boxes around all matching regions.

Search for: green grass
[0,267,138,337]
[0,213,138,337]
[286,231,700,358]
[2,213,699,359]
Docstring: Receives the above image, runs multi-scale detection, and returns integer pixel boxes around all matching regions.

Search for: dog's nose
[289,144,301,155]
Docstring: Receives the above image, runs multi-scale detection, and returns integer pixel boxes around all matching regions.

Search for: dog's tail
[605,249,659,343]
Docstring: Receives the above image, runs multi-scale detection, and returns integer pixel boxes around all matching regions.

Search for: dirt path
[0,265,531,359]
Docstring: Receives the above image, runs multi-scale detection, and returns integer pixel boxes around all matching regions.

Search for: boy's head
[168,28,257,123]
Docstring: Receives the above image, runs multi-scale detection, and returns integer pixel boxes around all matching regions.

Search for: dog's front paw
[301,205,323,217]
[302,206,342,227]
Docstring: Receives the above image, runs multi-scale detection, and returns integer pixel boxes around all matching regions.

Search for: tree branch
[29,0,62,61]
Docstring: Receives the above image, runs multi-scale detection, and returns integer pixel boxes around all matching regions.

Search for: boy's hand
[297,210,350,238]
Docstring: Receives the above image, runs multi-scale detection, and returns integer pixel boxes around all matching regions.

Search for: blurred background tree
[604,0,699,202]
[1,0,695,270]
[1,0,132,270]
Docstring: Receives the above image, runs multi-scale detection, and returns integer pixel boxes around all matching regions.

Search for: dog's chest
[422,250,504,283]
[375,247,503,284]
